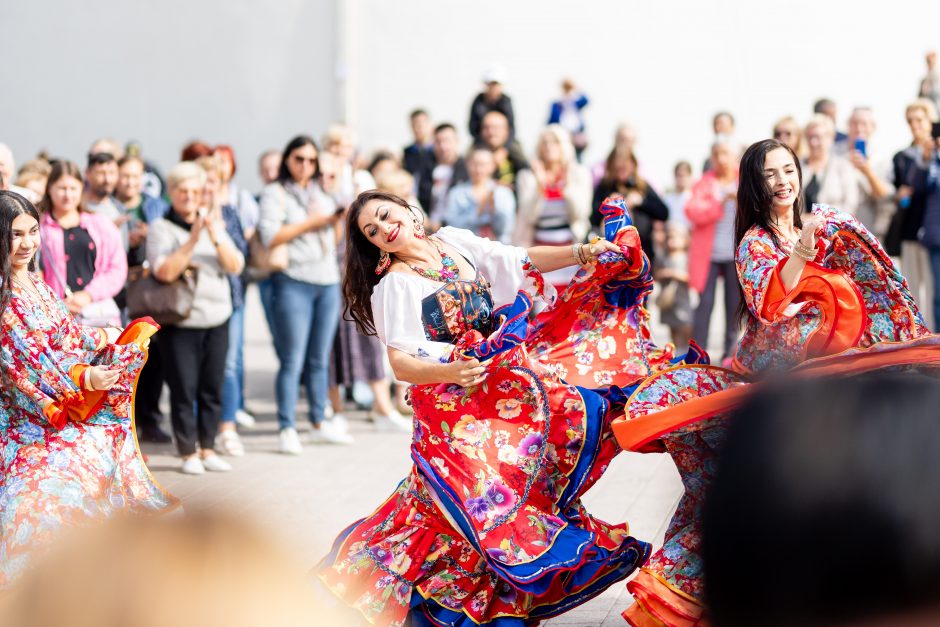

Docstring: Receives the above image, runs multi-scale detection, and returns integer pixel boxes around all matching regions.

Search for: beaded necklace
[406,237,459,283]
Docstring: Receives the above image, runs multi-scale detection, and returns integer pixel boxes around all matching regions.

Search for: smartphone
[854,138,867,158]
[932,122,940,140]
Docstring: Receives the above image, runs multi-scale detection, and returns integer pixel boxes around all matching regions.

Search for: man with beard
[84,151,131,249]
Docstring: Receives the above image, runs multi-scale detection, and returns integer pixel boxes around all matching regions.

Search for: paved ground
[142,283,730,625]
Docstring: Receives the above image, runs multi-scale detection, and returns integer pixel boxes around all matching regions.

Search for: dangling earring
[375,250,391,275]
[412,210,426,239]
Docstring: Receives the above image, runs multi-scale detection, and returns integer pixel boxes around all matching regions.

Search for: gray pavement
[142,285,718,626]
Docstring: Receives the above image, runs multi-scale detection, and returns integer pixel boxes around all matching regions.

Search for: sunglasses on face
[292,155,318,165]
[774,129,793,139]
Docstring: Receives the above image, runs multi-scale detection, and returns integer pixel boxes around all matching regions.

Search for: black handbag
[125,265,199,326]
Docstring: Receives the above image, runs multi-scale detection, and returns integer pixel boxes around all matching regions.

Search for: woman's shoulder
[371,271,427,306]
[79,210,122,240]
[736,223,779,258]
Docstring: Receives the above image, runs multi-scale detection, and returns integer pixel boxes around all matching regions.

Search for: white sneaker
[201,454,233,472]
[310,419,354,445]
[181,456,205,475]
[331,412,349,433]
[279,427,303,455]
[217,430,245,457]
[371,410,412,432]
[234,409,256,428]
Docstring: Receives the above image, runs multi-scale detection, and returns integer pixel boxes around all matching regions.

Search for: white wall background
[353,0,940,189]
[1,0,337,190]
[2,0,938,192]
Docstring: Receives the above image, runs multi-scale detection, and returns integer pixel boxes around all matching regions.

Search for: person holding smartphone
[885,99,940,327]
[257,136,349,454]
[907,102,940,330]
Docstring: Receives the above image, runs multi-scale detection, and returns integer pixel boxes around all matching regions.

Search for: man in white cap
[468,65,515,144]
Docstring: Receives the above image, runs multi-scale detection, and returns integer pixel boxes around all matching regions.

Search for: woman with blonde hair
[772,115,805,158]
[147,161,245,474]
[514,124,592,289]
[322,123,376,206]
[801,113,862,216]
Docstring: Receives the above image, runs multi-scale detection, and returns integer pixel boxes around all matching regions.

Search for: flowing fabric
[318,199,704,626]
[615,206,940,627]
[0,276,178,587]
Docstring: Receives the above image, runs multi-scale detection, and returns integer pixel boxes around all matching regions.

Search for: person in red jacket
[685,135,741,363]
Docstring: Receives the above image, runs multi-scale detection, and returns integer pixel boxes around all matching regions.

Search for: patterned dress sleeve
[1,308,87,427]
[735,228,785,323]
[372,274,455,363]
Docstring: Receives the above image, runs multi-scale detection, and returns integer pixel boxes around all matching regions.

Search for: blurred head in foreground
[0,510,342,627]
[704,373,940,626]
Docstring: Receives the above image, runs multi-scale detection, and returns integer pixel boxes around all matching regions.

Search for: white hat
[482,65,507,85]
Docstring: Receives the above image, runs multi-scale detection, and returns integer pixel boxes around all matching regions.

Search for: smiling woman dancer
[615,139,940,626]
[317,190,709,626]
[0,190,177,587]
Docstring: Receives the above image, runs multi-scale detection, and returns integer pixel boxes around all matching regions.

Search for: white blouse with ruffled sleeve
[370,227,548,362]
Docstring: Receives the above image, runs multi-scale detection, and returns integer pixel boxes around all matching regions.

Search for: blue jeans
[927,246,940,331]
[257,278,277,345]
[221,304,245,424]
[271,274,340,428]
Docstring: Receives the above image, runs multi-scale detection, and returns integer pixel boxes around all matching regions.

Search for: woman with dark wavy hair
[0,190,176,587]
[614,138,939,626]
[315,188,720,625]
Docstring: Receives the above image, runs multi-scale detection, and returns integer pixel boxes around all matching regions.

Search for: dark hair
[342,190,412,336]
[733,139,803,322]
[813,97,835,114]
[409,109,429,120]
[0,190,41,325]
[38,160,85,215]
[117,155,144,169]
[276,135,319,184]
[434,122,457,135]
[86,151,116,168]
[704,372,940,626]
[734,139,804,254]
[367,150,398,177]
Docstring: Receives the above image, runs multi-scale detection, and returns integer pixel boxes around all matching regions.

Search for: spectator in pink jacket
[686,135,741,362]
[37,160,126,326]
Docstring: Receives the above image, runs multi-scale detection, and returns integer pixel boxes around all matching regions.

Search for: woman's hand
[443,357,490,387]
[800,215,824,246]
[188,215,205,245]
[86,366,120,391]
[65,290,92,314]
[103,326,123,344]
[624,190,644,208]
[585,239,621,259]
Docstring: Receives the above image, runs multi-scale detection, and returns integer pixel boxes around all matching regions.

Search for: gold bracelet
[792,240,817,261]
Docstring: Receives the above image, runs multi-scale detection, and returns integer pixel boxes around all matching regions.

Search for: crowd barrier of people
[2,51,940,626]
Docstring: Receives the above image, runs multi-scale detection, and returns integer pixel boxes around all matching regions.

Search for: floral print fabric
[620,206,936,626]
[735,205,927,373]
[319,200,677,626]
[0,275,178,587]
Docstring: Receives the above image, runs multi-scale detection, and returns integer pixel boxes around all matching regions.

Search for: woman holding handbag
[146,162,244,475]
[257,135,347,454]
[37,160,125,327]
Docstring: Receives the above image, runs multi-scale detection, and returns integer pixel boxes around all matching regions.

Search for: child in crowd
[654,223,693,352]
